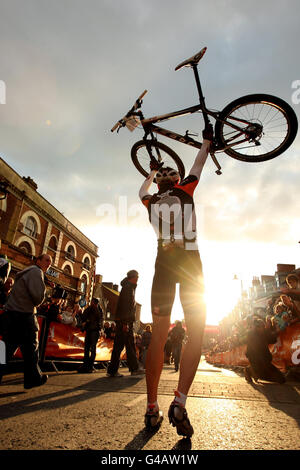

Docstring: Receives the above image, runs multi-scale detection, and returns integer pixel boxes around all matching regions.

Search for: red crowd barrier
[205,323,300,373]
[11,317,126,362]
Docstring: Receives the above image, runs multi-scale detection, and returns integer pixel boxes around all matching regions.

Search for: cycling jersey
[141,175,198,249]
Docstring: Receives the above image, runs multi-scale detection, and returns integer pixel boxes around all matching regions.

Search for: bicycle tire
[131,140,185,180]
[215,94,298,162]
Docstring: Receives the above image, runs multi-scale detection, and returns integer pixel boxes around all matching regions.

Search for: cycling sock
[173,390,187,408]
[146,401,159,413]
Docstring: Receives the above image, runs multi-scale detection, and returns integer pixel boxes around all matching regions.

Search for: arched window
[18,241,32,254]
[66,244,75,262]
[83,256,90,270]
[80,274,88,295]
[24,216,37,238]
[64,265,72,275]
[48,235,58,251]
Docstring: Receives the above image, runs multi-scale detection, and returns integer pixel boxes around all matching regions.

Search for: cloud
[0,0,299,255]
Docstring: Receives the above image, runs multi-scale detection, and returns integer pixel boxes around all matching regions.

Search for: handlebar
[111,90,147,132]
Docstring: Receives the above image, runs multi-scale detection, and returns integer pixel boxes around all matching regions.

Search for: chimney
[23,176,38,191]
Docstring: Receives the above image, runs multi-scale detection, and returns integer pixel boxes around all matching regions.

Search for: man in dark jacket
[0,254,51,388]
[244,318,285,384]
[78,297,103,373]
[170,321,185,372]
[107,270,143,377]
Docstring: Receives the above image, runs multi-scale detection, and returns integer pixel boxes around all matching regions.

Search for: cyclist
[139,125,213,437]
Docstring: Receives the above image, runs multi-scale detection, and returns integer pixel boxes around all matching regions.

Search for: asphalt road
[0,357,300,453]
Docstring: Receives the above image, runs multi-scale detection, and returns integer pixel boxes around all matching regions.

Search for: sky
[0,0,300,324]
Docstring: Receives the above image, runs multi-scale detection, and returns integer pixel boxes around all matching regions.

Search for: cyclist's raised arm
[189,126,213,180]
[139,170,156,202]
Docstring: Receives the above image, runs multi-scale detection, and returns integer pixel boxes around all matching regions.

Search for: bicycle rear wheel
[215,94,298,162]
[131,140,185,180]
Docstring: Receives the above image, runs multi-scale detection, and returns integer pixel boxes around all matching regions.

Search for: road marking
[125,394,146,408]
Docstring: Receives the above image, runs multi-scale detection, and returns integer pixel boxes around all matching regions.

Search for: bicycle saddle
[175,47,207,71]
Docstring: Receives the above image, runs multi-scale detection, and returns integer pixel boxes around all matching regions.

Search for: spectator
[244,318,285,384]
[0,255,11,287]
[281,275,300,311]
[109,322,116,339]
[103,321,110,337]
[78,297,103,373]
[135,333,143,363]
[170,321,185,372]
[164,332,172,364]
[61,305,76,325]
[73,300,83,329]
[0,277,14,308]
[104,321,115,339]
[0,254,52,388]
[141,324,152,368]
[106,270,143,377]
[38,290,64,366]
[272,303,290,332]
[276,295,300,327]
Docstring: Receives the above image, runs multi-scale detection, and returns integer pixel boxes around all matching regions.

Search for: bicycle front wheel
[215,94,298,162]
[131,140,185,180]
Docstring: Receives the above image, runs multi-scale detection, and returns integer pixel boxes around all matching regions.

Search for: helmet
[156,166,180,187]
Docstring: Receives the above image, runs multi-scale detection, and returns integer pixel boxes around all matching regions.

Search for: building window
[18,241,32,254]
[23,216,38,238]
[66,244,75,262]
[81,274,88,294]
[64,265,72,275]
[83,256,90,270]
[48,235,58,252]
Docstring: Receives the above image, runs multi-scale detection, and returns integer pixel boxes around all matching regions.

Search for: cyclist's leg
[146,251,177,404]
[145,314,171,403]
[177,251,206,396]
[167,251,205,437]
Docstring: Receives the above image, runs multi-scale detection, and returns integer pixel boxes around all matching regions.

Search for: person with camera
[106,270,143,377]
[78,297,103,373]
[0,254,52,389]
[244,318,286,384]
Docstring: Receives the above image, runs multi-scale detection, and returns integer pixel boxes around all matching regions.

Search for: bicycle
[111,47,298,178]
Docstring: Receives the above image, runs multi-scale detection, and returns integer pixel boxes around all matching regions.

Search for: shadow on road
[0,373,144,421]
[172,437,192,450]
[124,426,161,450]
[248,381,300,429]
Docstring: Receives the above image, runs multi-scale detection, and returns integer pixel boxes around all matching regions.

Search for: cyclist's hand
[202,124,214,141]
[150,160,164,172]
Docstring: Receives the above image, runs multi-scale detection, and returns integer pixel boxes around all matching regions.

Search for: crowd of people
[0,254,189,379]
[0,258,156,379]
[208,273,300,356]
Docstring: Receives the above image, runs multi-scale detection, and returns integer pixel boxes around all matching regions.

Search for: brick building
[0,157,99,305]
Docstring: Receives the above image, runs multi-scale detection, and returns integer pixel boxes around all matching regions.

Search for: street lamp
[233,274,244,294]
[233,274,245,319]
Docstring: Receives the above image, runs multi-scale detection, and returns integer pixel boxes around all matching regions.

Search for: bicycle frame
[139,65,257,154]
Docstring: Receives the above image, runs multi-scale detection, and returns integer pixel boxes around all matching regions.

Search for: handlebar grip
[138,90,147,101]
[111,121,121,133]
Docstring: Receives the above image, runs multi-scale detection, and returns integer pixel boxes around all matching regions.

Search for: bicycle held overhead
[111,46,298,177]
